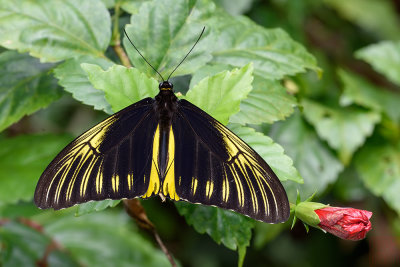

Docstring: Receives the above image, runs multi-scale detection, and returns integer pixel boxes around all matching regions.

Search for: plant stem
[111,3,132,68]
[123,199,177,267]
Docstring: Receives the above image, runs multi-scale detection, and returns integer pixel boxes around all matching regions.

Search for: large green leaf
[53,56,114,114]
[356,41,400,87]
[210,15,319,80]
[189,65,297,125]
[214,0,254,15]
[324,0,400,40]
[269,112,343,197]
[0,134,72,205]
[302,99,381,164]
[355,142,400,215]
[0,221,79,267]
[175,202,254,267]
[185,63,253,124]
[0,51,62,132]
[123,0,215,79]
[230,124,302,184]
[35,210,171,267]
[82,63,158,112]
[338,69,400,122]
[0,0,111,62]
[230,76,297,125]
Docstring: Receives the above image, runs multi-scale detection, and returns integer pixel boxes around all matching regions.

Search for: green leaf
[229,124,302,184]
[211,15,320,80]
[0,202,41,219]
[101,0,115,8]
[355,142,400,215]
[82,64,158,112]
[53,56,114,114]
[356,41,400,87]
[185,63,253,125]
[35,210,171,267]
[324,0,400,40]
[0,134,72,205]
[75,200,121,216]
[123,0,214,78]
[0,51,62,132]
[338,69,400,122]
[230,76,297,125]
[189,64,231,88]
[0,221,79,267]
[119,0,147,14]
[269,112,343,197]
[0,0,111,62]
[214,0,254,15]
[175,202,254,256]
[302,99,381,164]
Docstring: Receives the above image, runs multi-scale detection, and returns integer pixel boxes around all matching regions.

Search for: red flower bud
[315,207,372,241]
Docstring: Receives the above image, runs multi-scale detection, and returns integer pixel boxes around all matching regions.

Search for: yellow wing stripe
[48,115,116,203]
[163,127,179,200]
[222,165,230,202]
[79,156,98,197]
[228,164,245,207]
[127,173,133,191]
[215,123,279,215]
[112,174,120,193]
[66,146,92,201]
[205,180,214,199]
[144,124,161,198]
[191,177,198,196]
[95,160,104,194]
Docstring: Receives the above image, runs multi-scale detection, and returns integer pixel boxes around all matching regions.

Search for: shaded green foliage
[0,0,399,266]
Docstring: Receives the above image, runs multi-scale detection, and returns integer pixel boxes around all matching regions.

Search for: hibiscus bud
[315,207,372,241]
[294,202,372,241]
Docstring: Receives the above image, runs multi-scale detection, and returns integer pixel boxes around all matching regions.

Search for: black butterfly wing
[172,99,290,223]
[34,98,158,210]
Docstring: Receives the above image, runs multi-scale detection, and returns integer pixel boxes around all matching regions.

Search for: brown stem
[123,199,176,267]
[14,218,71,267]
[113,40,132,68]
[111,3,132,68]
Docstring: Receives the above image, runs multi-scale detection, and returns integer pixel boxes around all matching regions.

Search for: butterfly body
[35,80,290,223]
[153,82,178,179]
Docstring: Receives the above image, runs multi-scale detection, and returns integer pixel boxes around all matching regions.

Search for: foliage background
[0,0,399,266]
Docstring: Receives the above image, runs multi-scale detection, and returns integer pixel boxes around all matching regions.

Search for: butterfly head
[159,81,173,91]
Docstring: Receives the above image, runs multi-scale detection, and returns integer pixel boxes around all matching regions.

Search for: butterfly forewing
[34,98,157,209]
[172,100,290,223]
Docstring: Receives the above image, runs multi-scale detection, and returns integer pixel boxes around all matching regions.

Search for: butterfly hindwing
[34,98,158,210]
[172,99,290,223]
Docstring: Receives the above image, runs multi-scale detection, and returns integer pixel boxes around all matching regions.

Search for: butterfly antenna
[166,27,206,81]
[123,29,165,81]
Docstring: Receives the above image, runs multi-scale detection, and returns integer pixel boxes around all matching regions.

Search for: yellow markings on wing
[49,115,116,204]
[76,116,117,150]
[127,173,134,191]
[144,124,161,198]
[112,174,120,193]
[228,164,245,207]
[66,146,92,201]
[215,123,279,215]
[222,165,230,202]
[205,180,214,199]
[236,156,258,213]
[191,177,198,196]
[95,160,104,194]
[79,157,98,197]
[163,127,179,200]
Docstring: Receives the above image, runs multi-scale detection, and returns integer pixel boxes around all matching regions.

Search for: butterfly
[34,28,290,223]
